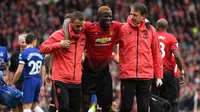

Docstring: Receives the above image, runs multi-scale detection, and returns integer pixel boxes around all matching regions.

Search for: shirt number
[159,42,165,58]
[28,60,42,75]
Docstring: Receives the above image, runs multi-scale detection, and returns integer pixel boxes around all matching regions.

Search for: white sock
[33,106,44,112]
[23,109,32,112]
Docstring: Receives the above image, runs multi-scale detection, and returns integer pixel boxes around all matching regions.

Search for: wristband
[181,70,185,74]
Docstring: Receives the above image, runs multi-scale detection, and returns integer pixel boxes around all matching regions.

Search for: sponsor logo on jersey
[79,38,85,46]
[142,30,148,39]
[95,37,111,43]
[109,30,113,35]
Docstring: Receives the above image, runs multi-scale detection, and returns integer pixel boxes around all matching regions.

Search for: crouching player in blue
[0,45,10,111]
[12,33,46,112]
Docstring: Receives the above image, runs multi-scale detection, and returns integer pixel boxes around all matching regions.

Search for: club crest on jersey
[79,38,85,46]
[142,30,148,39]
[95,37,111,43]
[109,30,113,35]
[57,88,61,94]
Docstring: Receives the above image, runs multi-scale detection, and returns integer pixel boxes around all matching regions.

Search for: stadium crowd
[0,0,200,111]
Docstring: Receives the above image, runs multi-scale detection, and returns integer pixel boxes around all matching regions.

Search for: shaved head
[156,18,168,31]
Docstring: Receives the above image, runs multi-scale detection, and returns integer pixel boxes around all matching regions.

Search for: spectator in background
[118,2,163,112]
[151,18,185,112]
[40,11,86,112]
[8,33,27,112]
[179,81,199,111]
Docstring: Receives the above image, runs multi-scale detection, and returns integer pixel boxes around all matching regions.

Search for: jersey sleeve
[19,53,25,65]
[84,21,92,33]
[114,22,124,44]
[170,35,178,50]
[113,21,124,28]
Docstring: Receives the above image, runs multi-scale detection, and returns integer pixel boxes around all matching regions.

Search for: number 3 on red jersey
[159,42,165,58]
[159,42,178,58]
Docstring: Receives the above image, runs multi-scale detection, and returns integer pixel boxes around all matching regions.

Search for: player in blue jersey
[12,33,46,112]
[0,46,10,74]
[0,45,10,111]
[0,45,9,85]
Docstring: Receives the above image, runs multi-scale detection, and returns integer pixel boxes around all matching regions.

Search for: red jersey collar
[96,22,112,31]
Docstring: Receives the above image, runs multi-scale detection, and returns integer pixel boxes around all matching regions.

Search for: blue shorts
[22,77,42,103]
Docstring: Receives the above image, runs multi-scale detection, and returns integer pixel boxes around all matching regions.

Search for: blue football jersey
[0,46,9,70]
[19,47,45,78]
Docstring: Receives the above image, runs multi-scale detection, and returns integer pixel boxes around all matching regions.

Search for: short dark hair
[130,2,148,16]
[26,33,38,44]
[70,11,85,21]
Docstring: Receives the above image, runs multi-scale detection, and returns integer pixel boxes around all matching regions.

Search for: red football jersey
[157,31,178,73]
[84,21,123,69]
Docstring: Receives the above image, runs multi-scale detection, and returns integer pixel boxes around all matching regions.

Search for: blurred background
[0,0,200,111]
